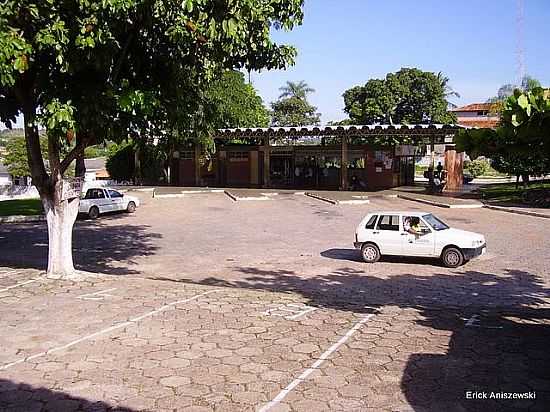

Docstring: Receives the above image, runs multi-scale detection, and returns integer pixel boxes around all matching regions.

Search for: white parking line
[0,289,221,371]
[258,313,375,412]
[77,288,117,300]
[0,278,41,293]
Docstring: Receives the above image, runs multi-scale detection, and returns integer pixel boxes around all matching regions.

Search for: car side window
[365,215,378,229]
[376,215,399,231]
[108,190,122,198]
[84,189,104,199]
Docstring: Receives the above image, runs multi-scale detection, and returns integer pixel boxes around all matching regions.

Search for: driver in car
[404,216,422,241]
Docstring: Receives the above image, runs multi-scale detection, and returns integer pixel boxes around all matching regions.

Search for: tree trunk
[522,174,530,188]
[42,186,80,278]
[75,153,86,178]
[19,81,82,279]
[515,175,520,190]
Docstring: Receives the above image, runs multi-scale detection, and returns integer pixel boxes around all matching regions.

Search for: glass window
[108,190,123,198]
[365,215,378,229]
[422,214,450,231]
[376,215,399,231]
[84,189,104,199]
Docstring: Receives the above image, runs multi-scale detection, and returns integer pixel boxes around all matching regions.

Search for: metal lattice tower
[516,0,525,86]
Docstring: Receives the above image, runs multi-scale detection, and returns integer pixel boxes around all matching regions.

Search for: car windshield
[422,214,449,231]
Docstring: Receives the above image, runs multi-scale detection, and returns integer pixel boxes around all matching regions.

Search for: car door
[401,215,436,256]
[107,189,125,211]
[373,214,402,255]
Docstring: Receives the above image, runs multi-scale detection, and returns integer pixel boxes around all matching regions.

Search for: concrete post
[194,143,201,186]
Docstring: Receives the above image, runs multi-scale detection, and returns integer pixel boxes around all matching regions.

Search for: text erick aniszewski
[466,391,536,400]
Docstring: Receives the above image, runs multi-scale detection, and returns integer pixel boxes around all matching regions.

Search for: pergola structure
[213,124,465,190]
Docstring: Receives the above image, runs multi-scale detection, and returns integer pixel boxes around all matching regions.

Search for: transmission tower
[516,0,525,86]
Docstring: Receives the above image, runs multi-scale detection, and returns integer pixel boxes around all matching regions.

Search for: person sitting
[404,216,422,239]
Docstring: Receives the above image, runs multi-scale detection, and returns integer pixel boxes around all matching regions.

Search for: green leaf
[517,94,529,109]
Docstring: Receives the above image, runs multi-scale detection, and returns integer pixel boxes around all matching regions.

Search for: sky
[251,0,550,124]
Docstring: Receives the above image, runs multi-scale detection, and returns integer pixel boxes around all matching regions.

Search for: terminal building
[171,124,464,191]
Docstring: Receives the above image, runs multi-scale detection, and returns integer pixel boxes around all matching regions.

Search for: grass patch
[0,198,43,217]
[479,180,550,203]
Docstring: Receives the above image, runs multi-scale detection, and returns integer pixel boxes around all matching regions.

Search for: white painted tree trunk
[43,195,80,278]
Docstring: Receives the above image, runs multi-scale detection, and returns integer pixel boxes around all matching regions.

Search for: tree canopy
[270,80,320,127]
[342,68,457,125]
[487,75,543,103]
[4,134,47,177]
[206,70,269,129]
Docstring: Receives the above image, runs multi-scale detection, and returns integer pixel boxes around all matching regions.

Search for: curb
[396,194,483,209]
[304,192,370,205]
[483,204,550,219]
[223,190,270,201]
[0,215,46,224]
[305,192,338,205]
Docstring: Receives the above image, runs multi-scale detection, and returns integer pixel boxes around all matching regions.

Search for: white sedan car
[79,187,140,219]
[354,211,486,268]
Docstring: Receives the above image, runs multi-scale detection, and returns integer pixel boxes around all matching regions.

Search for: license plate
[481,247,486,255]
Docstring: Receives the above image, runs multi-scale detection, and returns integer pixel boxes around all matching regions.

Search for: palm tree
[437,72,460,109]
[278,80,315,100]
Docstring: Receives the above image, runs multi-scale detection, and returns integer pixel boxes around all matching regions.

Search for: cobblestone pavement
[1,193,550,411]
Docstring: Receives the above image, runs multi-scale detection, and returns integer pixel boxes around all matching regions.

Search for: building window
[228,151,249,162]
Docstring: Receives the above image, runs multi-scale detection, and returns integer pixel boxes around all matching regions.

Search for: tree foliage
[206,70,269,129]
[270,81,320,127]
[278,80,314,100]
[343,68,457,125]
[487,75,543,103]
[457,88,550,182]
[106,141,134,182]
[4,134,47,177]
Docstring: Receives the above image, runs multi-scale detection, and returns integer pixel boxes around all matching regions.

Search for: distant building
[84,157,110,181]
[0,161,11,186]
[451,103,499,129]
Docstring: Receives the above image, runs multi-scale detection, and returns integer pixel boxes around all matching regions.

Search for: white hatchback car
[354,211,486,268]
[79,187,140,219]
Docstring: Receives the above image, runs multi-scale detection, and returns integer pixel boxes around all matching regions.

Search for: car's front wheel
[361,243,380,263]
[126,201,136,213]
[442,247,464,268]
[88,206,100,220]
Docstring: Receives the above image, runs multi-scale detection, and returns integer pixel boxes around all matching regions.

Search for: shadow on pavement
[321,248,442,266]
[162,267,550,410]
[0,379,136,411]
[0,220,161,275]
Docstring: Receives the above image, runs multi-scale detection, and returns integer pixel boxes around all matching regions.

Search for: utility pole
[516,0,525,86]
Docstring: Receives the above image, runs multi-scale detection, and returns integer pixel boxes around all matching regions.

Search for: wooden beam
[341,136,348,190]
[262,136,270,188]
[194,143,201,186]
[444,145,463,191]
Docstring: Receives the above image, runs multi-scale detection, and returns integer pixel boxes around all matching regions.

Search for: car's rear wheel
[442,247,464,268]
[361,243,380,263]
[88,206,100,220]
[126,201,136,213]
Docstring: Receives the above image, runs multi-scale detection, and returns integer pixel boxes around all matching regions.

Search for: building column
[444,144,464,191]
[429,136,435,187]
[262,136,270,188]
[194,143,201,186]
[340,136,348,190]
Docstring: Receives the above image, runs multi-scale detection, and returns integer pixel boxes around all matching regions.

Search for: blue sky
[252,0,550,123]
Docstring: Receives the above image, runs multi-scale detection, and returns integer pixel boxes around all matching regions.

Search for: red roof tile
[451,103,496,112]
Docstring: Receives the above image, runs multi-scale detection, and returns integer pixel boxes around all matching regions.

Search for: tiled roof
[451,103,496,112]
[456,119,499,128]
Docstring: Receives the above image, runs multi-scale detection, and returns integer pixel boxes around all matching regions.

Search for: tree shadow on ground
[163,266,550,410]
[0,220,161,275]
[0,379,136,411]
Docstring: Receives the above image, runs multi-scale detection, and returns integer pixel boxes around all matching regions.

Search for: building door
[399,156,415,186]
